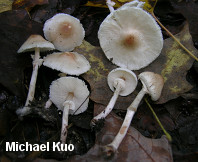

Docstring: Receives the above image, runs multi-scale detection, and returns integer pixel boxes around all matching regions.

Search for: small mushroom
[90,68,137,128]
[43,51,90,76]
[102,72,164,157]
[17,34,55,107]
[49,77,90,144]
[98,6,163,70]
[43,13,85,52]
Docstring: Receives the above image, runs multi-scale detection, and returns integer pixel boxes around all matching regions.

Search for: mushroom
[43,51,90,76]
[17,34,55,107]
[98,6,163,70]
[90,68,137,128]
[49,77,90,144]
[43,13,85,52]
[102,72,164,157]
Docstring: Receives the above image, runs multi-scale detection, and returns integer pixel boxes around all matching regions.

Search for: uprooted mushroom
[102,72,164,157]
[98,1,163,70]
[49,77,90,144]
[16,35,55,116]
[90,68,137,129]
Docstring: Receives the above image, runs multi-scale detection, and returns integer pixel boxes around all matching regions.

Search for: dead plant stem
[151,12,198,62]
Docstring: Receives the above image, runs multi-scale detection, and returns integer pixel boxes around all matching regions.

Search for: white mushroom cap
[138,72,164,101]
[17,34,55,53]
[49,77,89,115]
[43,13,85,52]
[107,68,137,96]
[98,7,163,70]
[43,52,90,75]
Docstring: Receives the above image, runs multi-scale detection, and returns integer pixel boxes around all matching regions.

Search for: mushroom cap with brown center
[98,7,163,70]
[49,77,89,115]
[43,13,85,52]
[138,72,164,101]
[107,68,137,96]
[43,51,90,75]
[17,34,55,53]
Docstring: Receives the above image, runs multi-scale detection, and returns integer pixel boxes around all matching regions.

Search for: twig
[145,98,172,142]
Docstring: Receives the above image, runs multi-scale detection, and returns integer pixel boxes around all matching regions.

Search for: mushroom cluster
[103,72,164,156]
[15,0,166,157]
[90,0,165,157]
[16,13,91,144]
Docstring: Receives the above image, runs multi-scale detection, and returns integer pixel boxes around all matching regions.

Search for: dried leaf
[141,23,198,104]
[0,9,43,98]
[0,0,13,13]
[171,0,198,43]
[30,0,58,23]
[12,0,49,11]
[69,104,173,161]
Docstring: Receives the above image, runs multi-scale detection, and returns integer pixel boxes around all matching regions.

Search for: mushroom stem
[60,101,75,144]
[106,0,115,12]
[103,88,147,156]
[91,78,125,127]
[25,48,42,106]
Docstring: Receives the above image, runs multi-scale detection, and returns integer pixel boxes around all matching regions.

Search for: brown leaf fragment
[0,0,13,13]
[30,0,58,23]
[12,0,48,11]
[0,9,43,98]
[68,104,173,162]
[141,23,198,104]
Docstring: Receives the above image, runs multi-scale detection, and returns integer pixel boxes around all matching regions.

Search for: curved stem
[105,88,146,152]
[108,109,135,150]
[91,79,123,125]
[25,48,40,106]
[151,12,198,62]
[106,0,115,12]
[60,101,75,144]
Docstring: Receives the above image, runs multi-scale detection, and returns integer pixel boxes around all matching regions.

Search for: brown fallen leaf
[0,9,43,99]
[68,104,173,162]
[141,23,198,104]
[12,0,49,11]
[171,0,198,43]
